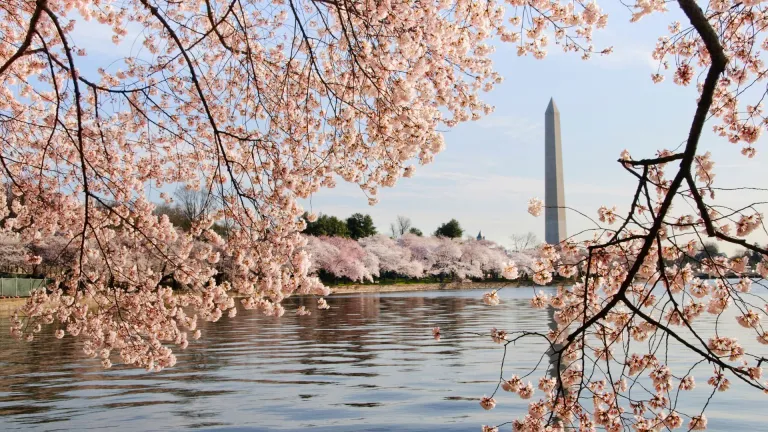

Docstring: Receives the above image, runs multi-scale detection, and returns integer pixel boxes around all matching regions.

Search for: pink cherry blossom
[689,415,708,431]
[538,377,557,392]
[597,206,619,224]
[479,396,496,410]
[490,327,508,344]
[517,382,535,399]
[530,291,550,309]
[679,376,696,391]
[502,375,523,393]
[483,290,501,306]
[736,310,761,328]
[528,198,544,217]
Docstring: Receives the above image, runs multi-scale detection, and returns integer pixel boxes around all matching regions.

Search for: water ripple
[0,288,764,431]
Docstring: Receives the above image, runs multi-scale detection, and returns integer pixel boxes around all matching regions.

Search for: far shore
[327,280,522,294]
[0,281,531,317]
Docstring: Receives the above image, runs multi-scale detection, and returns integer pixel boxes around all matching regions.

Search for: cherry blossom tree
[459,239,510,278]
[303,235,341,276]
[403,235,527,281]
[397,233,440,272]
[440,1,768,430]
[0,233,29,274]
[2,0,606,370]
[359,234,423,278]
[316,235,376,282]
[430,236,467,278]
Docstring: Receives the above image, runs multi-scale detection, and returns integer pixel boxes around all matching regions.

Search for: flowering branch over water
[449,0,768,429]
[1,0,610,370]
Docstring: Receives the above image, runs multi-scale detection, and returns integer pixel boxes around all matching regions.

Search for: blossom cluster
[649,1,768,158]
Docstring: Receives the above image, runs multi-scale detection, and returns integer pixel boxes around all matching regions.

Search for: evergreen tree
[346,213,377,239]
[434,219,463,238]
[303,214,350,237]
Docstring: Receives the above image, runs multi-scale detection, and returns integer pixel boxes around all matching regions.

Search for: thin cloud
[473,115,542,142]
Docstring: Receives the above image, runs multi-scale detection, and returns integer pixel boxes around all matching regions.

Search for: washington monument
[545,98,567,244]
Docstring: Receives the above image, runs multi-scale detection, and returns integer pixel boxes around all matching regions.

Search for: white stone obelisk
[545,98,567,244]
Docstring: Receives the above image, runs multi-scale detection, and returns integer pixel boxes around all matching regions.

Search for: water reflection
[0,288,764,431]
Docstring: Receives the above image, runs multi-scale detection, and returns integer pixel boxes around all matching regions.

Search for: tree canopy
[346,213,378,239]
[301,212,379,239]
[303,214,351,238]
[748,244,766,266]
[434,219,464,239]
[695,241,725,260]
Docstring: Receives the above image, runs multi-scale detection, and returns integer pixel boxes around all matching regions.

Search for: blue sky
[68,4,766,252]
[299,5,768,252]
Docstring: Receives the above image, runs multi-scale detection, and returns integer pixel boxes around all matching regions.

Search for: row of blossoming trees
[0,228,539,286]
[304,234,537,283]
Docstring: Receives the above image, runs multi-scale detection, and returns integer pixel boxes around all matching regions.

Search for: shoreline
[327,280,520,294]
[0,281,522,316]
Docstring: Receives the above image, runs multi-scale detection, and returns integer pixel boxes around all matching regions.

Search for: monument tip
[546,98,559,114]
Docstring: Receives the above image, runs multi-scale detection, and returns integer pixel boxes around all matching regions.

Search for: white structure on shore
[545,98,567,244]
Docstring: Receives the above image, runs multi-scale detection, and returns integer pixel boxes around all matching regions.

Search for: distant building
[477,231,485,240]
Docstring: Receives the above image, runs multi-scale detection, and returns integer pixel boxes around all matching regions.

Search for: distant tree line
[302,213,467,240]
[302,213,378,239]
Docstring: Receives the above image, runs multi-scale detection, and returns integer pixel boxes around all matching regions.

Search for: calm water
[0,288,765,431]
